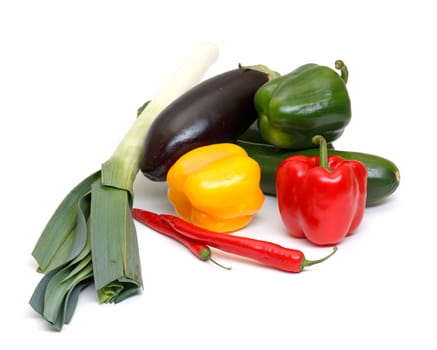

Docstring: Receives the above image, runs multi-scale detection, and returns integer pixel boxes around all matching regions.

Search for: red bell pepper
[276,135,367,246]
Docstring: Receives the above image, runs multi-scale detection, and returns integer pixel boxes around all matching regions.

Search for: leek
[29,42,219,330]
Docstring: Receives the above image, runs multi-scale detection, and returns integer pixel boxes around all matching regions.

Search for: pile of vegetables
[29,43,400,330]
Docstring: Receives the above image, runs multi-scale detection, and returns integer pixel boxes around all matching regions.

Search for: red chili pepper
[132,208,230,269]
[276,135,367,246]
[132,209,337,273]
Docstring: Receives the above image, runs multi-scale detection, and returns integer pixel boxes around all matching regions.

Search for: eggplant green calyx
[240,63,281,81]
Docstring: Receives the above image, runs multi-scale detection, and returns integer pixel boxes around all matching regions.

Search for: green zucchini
[235,138,400,206]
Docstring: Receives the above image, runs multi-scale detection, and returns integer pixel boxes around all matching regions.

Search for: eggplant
[140,65,278,181]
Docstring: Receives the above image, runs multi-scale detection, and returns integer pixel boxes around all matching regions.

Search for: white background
[1,0,436,348]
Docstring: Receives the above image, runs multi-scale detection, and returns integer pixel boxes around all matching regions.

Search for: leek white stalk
[30,42,219,330]
[102,42,219,193]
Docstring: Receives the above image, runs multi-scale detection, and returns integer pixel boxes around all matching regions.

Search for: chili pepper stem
[210,258,233,270]
[312,135,330,170]
[300,246,338,270]
[335,60,348,84]
[198,247,232,270]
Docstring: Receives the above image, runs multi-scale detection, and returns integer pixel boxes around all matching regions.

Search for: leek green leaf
[29,255,93,331]
[90,179,142,303]
[29,193,94,330]
[32,171,100,272]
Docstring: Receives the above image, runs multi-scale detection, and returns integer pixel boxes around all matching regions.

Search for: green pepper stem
[335,60,348,84]
[312,135,330,170]
[300,246,338,270]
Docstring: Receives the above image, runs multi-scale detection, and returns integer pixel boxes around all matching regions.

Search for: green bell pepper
[254,60,351,149]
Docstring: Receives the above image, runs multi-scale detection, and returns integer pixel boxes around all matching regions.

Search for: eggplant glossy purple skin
[140,67,269,181]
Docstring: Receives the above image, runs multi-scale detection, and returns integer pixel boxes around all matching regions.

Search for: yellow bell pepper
[166,143,264,233]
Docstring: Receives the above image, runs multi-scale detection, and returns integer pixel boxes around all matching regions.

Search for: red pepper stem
[312,135,330,170]
[300,246,338,270]
[335,60,348,84]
